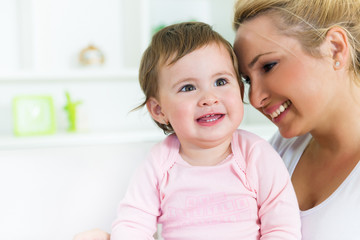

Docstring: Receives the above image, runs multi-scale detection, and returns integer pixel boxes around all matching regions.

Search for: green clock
[13,96,56,136]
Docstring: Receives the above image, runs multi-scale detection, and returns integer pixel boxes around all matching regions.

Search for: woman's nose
[249,81,270,109]
[198,92,219,106]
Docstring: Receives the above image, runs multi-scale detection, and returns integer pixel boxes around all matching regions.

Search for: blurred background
[0,0,275,239]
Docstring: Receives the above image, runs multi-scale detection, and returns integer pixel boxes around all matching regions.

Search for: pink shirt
[111,129,301,240]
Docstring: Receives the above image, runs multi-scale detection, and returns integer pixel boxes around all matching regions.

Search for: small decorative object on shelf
[78,44,105,67]
[12,95,57,136]
[63,91,82,132]
[152,23,167,35]
[152,19,197,35]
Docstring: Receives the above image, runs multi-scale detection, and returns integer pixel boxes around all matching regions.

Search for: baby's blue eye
[180,84,196,92]
[215,78,227,86]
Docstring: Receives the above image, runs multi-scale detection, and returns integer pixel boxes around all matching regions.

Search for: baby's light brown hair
[137,21,242,134]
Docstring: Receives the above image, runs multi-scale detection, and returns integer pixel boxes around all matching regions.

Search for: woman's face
[233,14,338,138]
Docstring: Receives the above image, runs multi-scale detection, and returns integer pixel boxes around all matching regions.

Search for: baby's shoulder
[146,134,180,173]
[233,129,271,150]
[232,129,282,167]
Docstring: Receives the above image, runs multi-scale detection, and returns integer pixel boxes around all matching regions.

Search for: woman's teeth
[270,100,291,119]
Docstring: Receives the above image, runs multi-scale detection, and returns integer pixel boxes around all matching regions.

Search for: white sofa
[0,141,156,240]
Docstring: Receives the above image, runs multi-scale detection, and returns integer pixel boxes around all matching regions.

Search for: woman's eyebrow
[249,52,274,68]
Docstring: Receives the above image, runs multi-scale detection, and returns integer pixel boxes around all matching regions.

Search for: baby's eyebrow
[170,77,195,90]
[212,71,235,78]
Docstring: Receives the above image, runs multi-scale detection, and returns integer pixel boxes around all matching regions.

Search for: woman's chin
[279,127,304,139]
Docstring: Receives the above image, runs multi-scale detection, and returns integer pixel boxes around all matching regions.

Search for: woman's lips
[267,100,292,119]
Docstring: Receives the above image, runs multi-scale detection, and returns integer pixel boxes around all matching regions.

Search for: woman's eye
[263,62,277,72]
[241,75,251,85]
[214,78,227,86]
[180,84,196,92]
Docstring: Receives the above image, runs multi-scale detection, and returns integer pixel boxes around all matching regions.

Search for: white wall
[0,1,276,239]
[0,0,271,136]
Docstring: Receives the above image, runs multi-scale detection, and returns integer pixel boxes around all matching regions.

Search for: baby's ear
[146,97,168,124]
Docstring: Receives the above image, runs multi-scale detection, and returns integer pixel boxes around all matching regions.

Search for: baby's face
[156,43,244,148]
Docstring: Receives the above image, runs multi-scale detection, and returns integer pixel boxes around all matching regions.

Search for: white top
[270,131,360,240]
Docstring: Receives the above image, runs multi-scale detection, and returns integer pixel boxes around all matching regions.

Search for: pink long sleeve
[111,148,163,239]
[236,134,301,239]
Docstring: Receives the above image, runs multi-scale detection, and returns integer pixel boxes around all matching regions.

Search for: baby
[74,21,301,240]
[111,22,301,239]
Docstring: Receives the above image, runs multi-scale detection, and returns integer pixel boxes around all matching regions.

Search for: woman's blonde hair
[233,0,360,81]
[137,21,242,134]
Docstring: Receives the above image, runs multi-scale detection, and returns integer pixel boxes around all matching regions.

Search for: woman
[74,0,360,239]
[233,0,360,239]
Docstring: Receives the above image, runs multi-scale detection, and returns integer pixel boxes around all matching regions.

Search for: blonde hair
[138,21,242,134]
[233,0,360,82]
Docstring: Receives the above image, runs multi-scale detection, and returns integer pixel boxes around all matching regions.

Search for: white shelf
[0,69,138,82]
[0,129,165,150]
[0,124,277,150]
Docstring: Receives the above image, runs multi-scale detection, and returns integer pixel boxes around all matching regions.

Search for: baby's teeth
[279,105,285,112]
